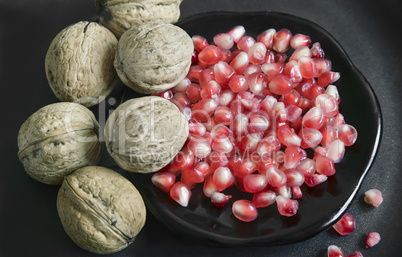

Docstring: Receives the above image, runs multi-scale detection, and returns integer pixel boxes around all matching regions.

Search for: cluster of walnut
[17,0,191,255]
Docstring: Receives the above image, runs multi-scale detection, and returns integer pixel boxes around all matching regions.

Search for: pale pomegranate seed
[247,73,268,95]
[232,113,249,139]
[218,89,235,106]
[348,251,363,257]
[333,213,356,236]
[173,77,191,93]
[170,182,192,207]
[212,167,235,191]
[261,62,285,78]
[257,28,276,49]
[366,232,381,248]
[191,98,218,122]
[248,112,269,133]
[237,36,256,52]
[277,124,302,146]
[283,60,303,83]
[248,42,267,64]
[300,127,323,149]
[276,185,292,198]
[313,58,332,74]
[296,158,316,177]
[316,93,339,117]
[213,33,234,50]
[299,56,319,79]
[230,51,249,75]
[232,200,258,222]
[265,166,287,187]
[302,106,325,129]
[192,35,209,51]
[285,169,305,187]
[252,190,276,208]
[276,195,299,217]
[268,74,293,95]
[286,105,302,123]
[290,33,311,49]
[289,46,311,61]
[326,85,341,103]
[211,134,234,153]
[203,175,218,197]
[198,45,223,65]
[187,137,211,159]
[152,171,176,193]
[244,63,263,77]
[364,189,383,207]
[305,174,328,187]
[311,42,325,58]
[257,135,281,157]
[243,174,268,193]
[211,192,232,207]
[199,80,221,99]
[326,139,345,163]
[273,28,292,53]
[226,25,246,43]
[327,245,346,257]
[337,124,358,146]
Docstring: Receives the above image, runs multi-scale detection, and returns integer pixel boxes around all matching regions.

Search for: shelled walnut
[114,22,193,94]
[105,96,188,173]
[45,21,118,107]
[57,166,146,254]
[95,0,183,38]
[17,102,103,185]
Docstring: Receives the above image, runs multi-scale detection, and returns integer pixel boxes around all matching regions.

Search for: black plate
[124,11,382,246]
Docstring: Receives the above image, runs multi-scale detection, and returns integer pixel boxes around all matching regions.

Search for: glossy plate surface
[125,12,382,246]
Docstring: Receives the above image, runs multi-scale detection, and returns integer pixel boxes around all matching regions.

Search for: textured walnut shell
[17,102,103,185]
[95,0,182,38]
[105,96,188,173]
[45,21,118,107]
[114,22,193,94]
[57,166,146,254]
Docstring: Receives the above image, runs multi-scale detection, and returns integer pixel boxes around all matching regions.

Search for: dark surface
[127,11,381,247]
[0,0,400,257]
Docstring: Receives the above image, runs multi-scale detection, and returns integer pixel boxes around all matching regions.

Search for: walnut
[57,166,146,254]
[45,21,118,107]
[17,102,103,185]
[105,96,188,173]
[95,0,183,38]
[114,22,193,94]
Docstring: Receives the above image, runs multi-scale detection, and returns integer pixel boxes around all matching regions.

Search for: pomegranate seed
[226,25,246,43]
[192,35,209,51]
[315,156,336,176]
[218,89,235,106]
[230,51,249,75]
[284,145,305,169]
[300,127,323,149]
[333,213,356,236]
[248,42,267,64]
[172,92,191,108]
[275,53,288,63]
[292,186,303,199]
[305,174,327,187]
[366,232,381,248]
[189,120,207,137]
[237,36,256,52]
[170,182,192,207]
[244,64,262,77]
[264,50,276,63]
[285,169,305,187]
[211,124,233,138]
[213,33,234,49]
[316,93,339,118]
[296,158,316,177]
[248,112,269,133]
[211,134,234,153]
[290,34,311,49]
[214,61,235,85]
[173,148,195,170]
[302,106,325,129]
[320,125,336,147]
[232,200,258,222]
[289,46,311,61]
[233,158,256,178]
[285,105,302,123]
[313,58,332,74]
[261,62,285,78]
[198,45,223,65]
[191,98,218,122]
[311,42,325,58]
[153,90,173,100]
[257,28,276,49]
[199,68,214,87]
[172,77,191,93]
[185,83,201,103]
[152,171,176,193]
[265,166,287,187]
[327,245,346,257]
[187,137,211,159]
[256,135,281,158]
[276,195,298,217]
[283,60,303,83]
[247,73,268,95]
[200,80,221,99]
[252,190,276,208]
[318,71,340,87]
[348,251,363,257]
[187,65,202,83]
[337,124,358,146]
[268,74,293,95]
[228,75,248,93]
[326,139,345,163]
[189,162,209,183]
[232,113,249,139]
[203,175,218,197]
[364,189,383,207]
[327,113,345,127]
[243,174,268,193]
[212,167,235,191]
[273,28,292,53]
[277,124,302,146]
[211,192,232,207]
[326,85,341,103]
[299,56,319,79]
[276,185,292,198]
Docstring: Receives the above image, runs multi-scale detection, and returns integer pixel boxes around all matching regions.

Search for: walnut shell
[17,102,103,185]
[105,96,188,173]
[114,22,193,94]
[95,0,183,38]
[45,21,118,107]
[57,166,146,254]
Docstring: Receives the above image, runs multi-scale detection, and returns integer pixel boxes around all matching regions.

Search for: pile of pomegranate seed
[151,25,358,222]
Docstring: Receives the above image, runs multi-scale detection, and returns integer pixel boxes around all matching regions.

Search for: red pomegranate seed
[337,124,358,146]
[152,171,176,193]
[283,60,303,83]
[213,33,234,50]
[185,83,201,103]
[228,75,248,93]
[198,45,223,65]
[268,74,293,95]
[366,232,381,248]
[232,113,249,139]
[302,106,325,129]
[233,158,257,178]
[189,162,209,183]
[289,46,311,61]
[327,245,346,257]
[364,189,383,207]
[214,61,235,85]
[237,36,256,52]
[257,28,276,49]
[172,92,191,107]
[199,68,214,87]
[226,25,246,43]
[333,213,356,236]
[305,173,327,187]
[292,186,303,199]
[208,151,230,174]
[247,73,268,95]
[277,124,302,147]
[212,167,235,191]
[311,42,325,58]
[187,137,211,159]
[315,156,336,176]
[273,28,292,53]
[320,125,336,147]
[213,106,233,125]
[191,98,218,122]
[187,65,202,83]
[252,190,276,208]
[316,93,339,118]
[261,62,285,78]
[244,64,263,77]
[265,166,287,187]
[299,56,319,79]
[299,127,323,149]
[173,148,195,170]
[200,80,221,99]
[211,192,232,207]
[264,50,276,63]
[285,169,305,187]
[326,139,345,163]
[243,174,268,193]
[248,42,267,64]
[248,112,269,133]
[211,134,234,153]
[326,85,341,103]
[230,51,249,75]
[318,71,340,87]
[313,58,332,74]
[192,35,209,51]
[203,175,218,197]
[276,195,299,217]
[256,135,281,158]
[348,251,363,257]
[170,182,192,207]
[232,200,258,222]
[326,113,345,127]
[284,145,305,169]
[285,105,302,123]
[297,158,316,177]
[275,53,288,63]
[218,89,235,106]
[290,33,311,49]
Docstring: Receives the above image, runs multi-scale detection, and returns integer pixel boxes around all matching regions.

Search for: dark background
[1,0,401,256]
